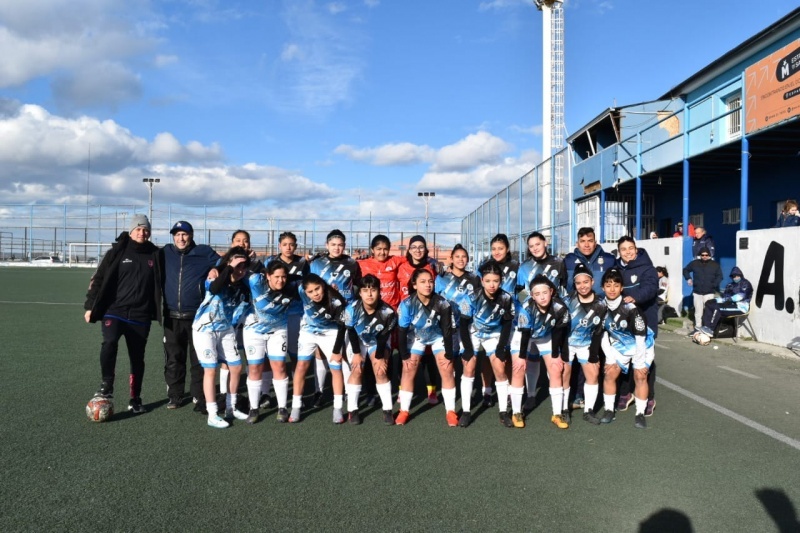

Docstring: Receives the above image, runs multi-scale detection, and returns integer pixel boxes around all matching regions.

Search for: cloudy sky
[0,0,796,231]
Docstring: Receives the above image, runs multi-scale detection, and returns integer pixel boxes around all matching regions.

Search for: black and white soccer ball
[692,331,711,346]
[86,396,114,422]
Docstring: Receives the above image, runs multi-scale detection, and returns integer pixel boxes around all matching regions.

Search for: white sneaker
[332,408,345,424]
[226,408,248,420]
[207,415,230,429]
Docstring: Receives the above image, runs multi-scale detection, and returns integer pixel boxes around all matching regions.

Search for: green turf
[1,268,799,532]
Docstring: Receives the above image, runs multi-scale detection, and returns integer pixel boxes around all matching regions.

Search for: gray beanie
[129,214,151,234]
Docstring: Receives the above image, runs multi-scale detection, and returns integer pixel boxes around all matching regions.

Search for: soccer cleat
[95,382,113,399]
[551,413,569,429]
[276,408,289,423]
[288,407,302,423]
[458,412,472,428]
[634,414,647,429]
[166,396,181,410]
[395,410,410,425]
[582,411,601,425]
[512,412,525,428]
[428,390,439,405]
[226,408,249,421]
[312,391,326,409]
[522,396,536,412]
[332,408,345,424]
[616,393,634,412]
[645,399,656,417]
[561,409,572,425]
[348,410,362,425]
[128,397,145,414]
[246,408,259,424]
[500,412,514,428]
[446,410,458,427]
[599,409,616,424]
[207,415,230,429]
[571,396,585,409]
[383,410,395,426]
[483,393,495,408]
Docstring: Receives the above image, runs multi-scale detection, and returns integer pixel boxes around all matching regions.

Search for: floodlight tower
[533,0,565,232]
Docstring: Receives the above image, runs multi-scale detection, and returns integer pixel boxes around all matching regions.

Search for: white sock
[220,368,230,394]
[635,396,647,415]
[314,359,327,393]
[562,387,571,412]
[291,394,303,410]
[525,362,540,398]
[460,376,474,412]
[261,370,273,395]
[584,384,599,412]
[246,379,261,410]
[273,377,289,409]
[442,387,456,411]
[376,381,393,410]
[496,380,509,412]
[346,384,361,412]
[228,393,238,412]
[549,387,563,416]
[603,393,616,412]
[399,389,413,412]
[509,386,524,414]
[207,401,218,418]
[333,394,343,410]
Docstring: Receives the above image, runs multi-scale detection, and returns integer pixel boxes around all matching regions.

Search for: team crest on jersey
[508,271,516,280]
[281,298,291,305]
[550,319,556,326]
[343,270,351,278]
[592,316,601,325]
[620,320,628,329]
[631,275,637,283]
[375,324,384,332]
[634,316,645,331]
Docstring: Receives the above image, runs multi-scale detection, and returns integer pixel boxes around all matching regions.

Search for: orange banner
[745,38,800,134]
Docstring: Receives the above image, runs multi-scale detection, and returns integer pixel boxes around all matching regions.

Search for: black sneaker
[276,408,289,423]
[246,408,259,425]
[582,411,601,425]
[348,410,362,425]
[128,397,145,414]
[312,391,326,408]
[599,409,615,424]
[95,382,113,399]
[482,393,494,408]
[499,412,514,428]
[382,410,395,426]
[166,396,181,410]
[458,412,472,428]
[634,414,647,429]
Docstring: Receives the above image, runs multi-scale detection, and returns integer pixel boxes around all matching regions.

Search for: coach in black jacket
[84,214,162,414]
[682,247,723,328]
[160,220,220,409]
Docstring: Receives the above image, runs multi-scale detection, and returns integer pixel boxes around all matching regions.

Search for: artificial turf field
[1,267,800,532]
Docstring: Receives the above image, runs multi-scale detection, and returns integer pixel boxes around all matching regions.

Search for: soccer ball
[693,332,711,346]
[86,396,114,422]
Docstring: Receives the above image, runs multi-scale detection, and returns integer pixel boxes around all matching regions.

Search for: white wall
[736,227,800,347]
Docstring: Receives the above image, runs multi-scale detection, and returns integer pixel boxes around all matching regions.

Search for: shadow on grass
[639,508,693,532]
[756,488,800,533]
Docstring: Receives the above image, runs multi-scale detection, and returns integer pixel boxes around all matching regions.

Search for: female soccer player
[435,244,479,353]
[342,274,398,425]
[309,229,361,407]
[598,268,655,429]
[192,247,252,428]
[564,264,606,424]
[291,274,349,424]
[512,274,571,429]
[396,268,456,426]
[458,261,515,428]
[243,261,295,424]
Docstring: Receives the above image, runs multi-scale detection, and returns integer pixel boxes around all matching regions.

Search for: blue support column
[740,82,749,232]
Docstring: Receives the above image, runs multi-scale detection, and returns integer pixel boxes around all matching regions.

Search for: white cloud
[478,0,531,11]
[327,2,346,14]
[281,43,303,62]
[154,54,178,67]
[433,131,513,171]
[334,142,435,166]
[364,0,380,7]
[510,124,544,136]
[52,61,142,111]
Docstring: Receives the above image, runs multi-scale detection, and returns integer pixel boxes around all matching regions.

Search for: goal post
[67,243,114,267]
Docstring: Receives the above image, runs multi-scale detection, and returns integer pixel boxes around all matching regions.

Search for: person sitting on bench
[697,267,753,338]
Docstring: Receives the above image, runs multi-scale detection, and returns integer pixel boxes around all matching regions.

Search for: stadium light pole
[142,178,160,224]
[417,192,435,242]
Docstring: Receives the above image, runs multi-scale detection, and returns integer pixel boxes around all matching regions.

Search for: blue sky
[0,0,796,230]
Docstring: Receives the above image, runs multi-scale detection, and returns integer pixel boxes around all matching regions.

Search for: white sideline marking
[655,343,672,350]
[0,300,80,306]
[657,378,800,452]
[718,366,761,379]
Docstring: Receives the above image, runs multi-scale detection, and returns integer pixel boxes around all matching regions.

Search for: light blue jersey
[342,300,397,349]
[603,301,655,356]
[463,290,514,340]
[244,273,294,334]
[310,254,360,302]
[435,271,479,325]
[515,296,570,339]
[397,293,452,345]
[299,285,346,334]
[192,279,250,333]
[565,292,606,348]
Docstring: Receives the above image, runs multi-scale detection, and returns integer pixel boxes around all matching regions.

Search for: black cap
[170,221,194,235]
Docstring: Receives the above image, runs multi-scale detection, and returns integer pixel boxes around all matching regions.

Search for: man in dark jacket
[698,267,753,337]
[161,221,220,409]
[84,214,162,414]
[691,227,716,259]
[564,227,616,296]
[682,247,723,328]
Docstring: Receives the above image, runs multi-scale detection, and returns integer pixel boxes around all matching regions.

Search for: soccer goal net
[68,243,113,267]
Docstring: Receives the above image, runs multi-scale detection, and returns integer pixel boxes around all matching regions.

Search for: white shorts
[297,327,348,362]
[601,334,655,372]
[571,345,590,364]
[509,330,549,359]
[409,337,445,356]
[470,335,501,358]
[243,327,288,365]
[193,329,240,369]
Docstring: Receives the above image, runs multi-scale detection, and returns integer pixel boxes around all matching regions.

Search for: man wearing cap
[84,214,162,414]
[682,247,723,329]
[161,221,221,410]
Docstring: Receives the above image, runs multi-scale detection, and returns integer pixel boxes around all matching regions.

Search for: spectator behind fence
[696,267,753,338]
[775,199,800,228]
[682,247,722,328]
[691,226,716,259]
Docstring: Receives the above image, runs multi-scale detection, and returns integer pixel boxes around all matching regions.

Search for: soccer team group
[84,215,659,430]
